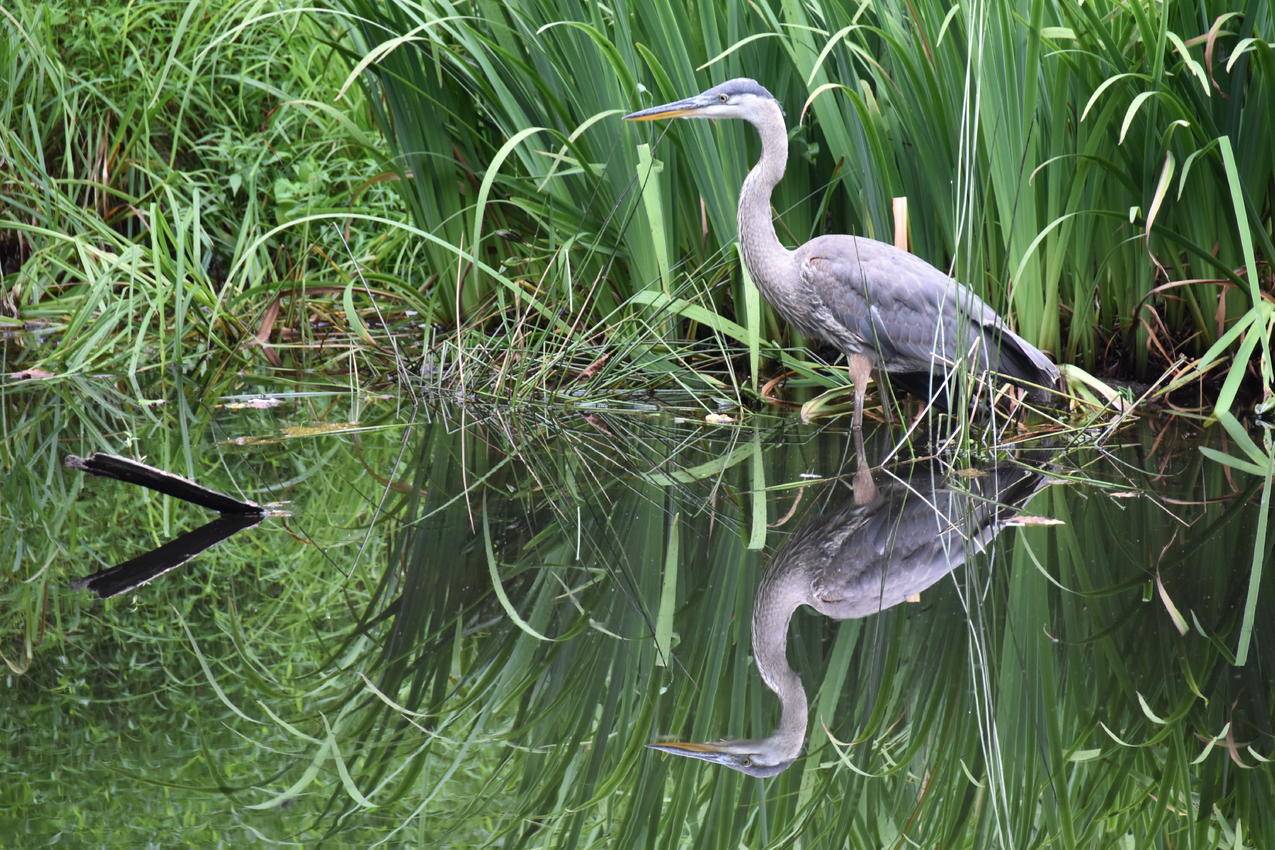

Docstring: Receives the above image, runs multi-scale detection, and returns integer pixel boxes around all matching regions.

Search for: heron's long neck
[751,562,808,756]
[738,106,792,294]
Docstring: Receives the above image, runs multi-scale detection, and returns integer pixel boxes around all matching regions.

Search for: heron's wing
[798,236,1000,372]
[798,236,1061,393]
[983,321,1063,393]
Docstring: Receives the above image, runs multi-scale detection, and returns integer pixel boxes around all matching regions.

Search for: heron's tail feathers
[987,327,1064,405]
[886,327,1063,411]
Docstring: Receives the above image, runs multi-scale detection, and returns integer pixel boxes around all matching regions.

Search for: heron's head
[648,737,795,778]
[623,78,780,125]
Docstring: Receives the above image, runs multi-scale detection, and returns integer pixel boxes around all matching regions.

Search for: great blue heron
[649,451,1049,776]
[624,79,1062,428]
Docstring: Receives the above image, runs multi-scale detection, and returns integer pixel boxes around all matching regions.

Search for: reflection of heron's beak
[648,740,735,766]
[623,96,705,122]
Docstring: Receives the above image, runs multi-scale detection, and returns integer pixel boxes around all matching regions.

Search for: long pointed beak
[648,740,735,765]
[623,96,705,122]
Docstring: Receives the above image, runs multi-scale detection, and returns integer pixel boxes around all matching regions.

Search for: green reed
[0,1,409,388]
[339,0,1274,412]
[6,1,1268,414]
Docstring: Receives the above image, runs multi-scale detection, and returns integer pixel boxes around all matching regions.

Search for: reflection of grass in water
[4,394,1273,845]
[0,384,411,843]
[244,420,1275,843]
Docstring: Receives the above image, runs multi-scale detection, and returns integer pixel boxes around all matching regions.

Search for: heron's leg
[852,421,877,505]
[877,374,896,427]
[848,353,872,431]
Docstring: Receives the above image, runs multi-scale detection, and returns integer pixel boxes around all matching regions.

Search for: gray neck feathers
[737,103,793,298]
[751,560,809,757]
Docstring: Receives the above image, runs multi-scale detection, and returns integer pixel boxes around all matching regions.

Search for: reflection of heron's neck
[738,104,792,300]
[752,561,809,757]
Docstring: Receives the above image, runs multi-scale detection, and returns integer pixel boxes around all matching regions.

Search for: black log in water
[66,452,266,598]
[65,452,263,514]
[71,513,263,599]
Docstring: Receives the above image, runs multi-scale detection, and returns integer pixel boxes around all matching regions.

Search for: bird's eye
[718,94,729,103]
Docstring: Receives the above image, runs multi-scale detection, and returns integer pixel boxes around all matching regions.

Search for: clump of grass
[337,0,1274,415]
[7,1,1268,419]
[0,1,409,388]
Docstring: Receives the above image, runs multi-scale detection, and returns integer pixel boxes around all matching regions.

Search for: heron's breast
[757,274,862,350]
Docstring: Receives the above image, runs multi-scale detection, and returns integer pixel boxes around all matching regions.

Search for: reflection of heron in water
[651,448,1049,777]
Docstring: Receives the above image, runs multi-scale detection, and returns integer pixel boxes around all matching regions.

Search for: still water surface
[5,395,1273,846]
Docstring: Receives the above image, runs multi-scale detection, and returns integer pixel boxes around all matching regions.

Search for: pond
[4,388,1273,847]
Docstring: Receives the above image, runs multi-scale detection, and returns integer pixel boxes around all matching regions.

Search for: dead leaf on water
[221,397,284,410]
[226,435,280,446]
[225,422,364,446]
[8,368,56,380]
[1005,515,1066,527]
[574,352,610,381]
[281,423,363,438]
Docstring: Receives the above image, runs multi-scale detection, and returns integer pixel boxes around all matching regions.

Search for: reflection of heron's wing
[772,462,1048,621]
[687,458,1052,779]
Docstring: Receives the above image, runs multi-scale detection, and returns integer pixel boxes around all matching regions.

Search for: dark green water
[4,391,1273,847]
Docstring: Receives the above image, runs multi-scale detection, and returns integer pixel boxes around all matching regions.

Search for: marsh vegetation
[2,0,1274,846]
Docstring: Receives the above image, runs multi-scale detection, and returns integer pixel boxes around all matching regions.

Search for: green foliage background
[2,0,1272,409]
[340,0,1274,395]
